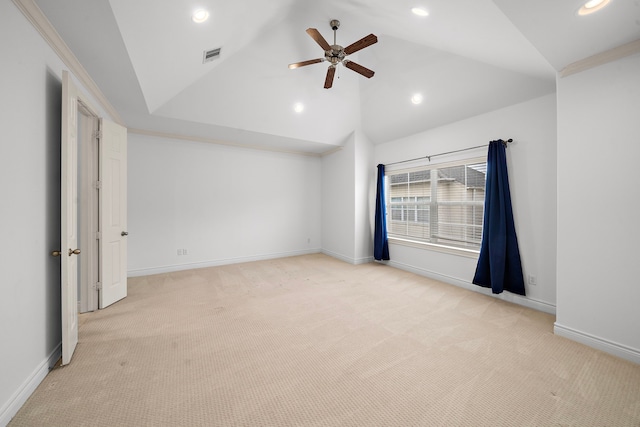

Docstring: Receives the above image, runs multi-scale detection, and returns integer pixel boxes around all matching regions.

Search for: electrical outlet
[177,249,183,256]
[528,274,537,286]
[183,249,188,255]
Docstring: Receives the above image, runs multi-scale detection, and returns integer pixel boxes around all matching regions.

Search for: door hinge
[94,282,102,291]
[96,231,101,240]
[95,180,102,189]
[94,129,102,140]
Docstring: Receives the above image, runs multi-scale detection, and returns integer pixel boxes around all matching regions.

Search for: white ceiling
[34,0,639,154]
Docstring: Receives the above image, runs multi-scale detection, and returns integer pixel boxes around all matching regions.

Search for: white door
[99,119,128,308]
[61,71,79,365]
[60,70,129,365]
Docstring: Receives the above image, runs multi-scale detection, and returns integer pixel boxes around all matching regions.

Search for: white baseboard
[355,256,374,265]
[321,249,353,265]
[127,248,322,277]
[387,259,557,315]
[554,323,640,365]
[321,249,373,265]
[0,343,61,427]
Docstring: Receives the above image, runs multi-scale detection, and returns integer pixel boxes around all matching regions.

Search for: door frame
[77,105,100,314]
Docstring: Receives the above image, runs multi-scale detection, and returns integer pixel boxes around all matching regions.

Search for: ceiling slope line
[12,0,124,126]
[127,128,325,158]
[560,38,640,78]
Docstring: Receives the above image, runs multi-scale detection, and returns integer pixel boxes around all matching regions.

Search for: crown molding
[128,128,324,158]
[12,0,124,125]
[320,146,344,156]
[560,38,640,78]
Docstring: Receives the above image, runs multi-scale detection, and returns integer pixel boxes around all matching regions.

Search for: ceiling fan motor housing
[326,46,346,65]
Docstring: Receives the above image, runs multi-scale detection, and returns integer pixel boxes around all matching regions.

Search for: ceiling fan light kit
[288,19,378,89]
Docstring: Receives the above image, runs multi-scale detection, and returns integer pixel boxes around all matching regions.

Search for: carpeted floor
[9,254,640,426]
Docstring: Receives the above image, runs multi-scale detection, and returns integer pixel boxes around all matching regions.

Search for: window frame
[385,156,487,258]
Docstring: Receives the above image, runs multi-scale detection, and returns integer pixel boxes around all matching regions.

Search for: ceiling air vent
[203,47,221,64]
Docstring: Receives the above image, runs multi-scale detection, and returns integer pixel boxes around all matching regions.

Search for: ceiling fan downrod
[330,19,340,45]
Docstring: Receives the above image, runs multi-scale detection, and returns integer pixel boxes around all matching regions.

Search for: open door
[99,119,128,308]
[61,71,79,365]
[59,70,128,365]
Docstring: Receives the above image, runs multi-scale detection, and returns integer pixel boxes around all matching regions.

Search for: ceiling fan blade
[324,66,336,89]
[306,28,332,51]
[288,58,325,69]
[343,34,378,55]
[344,60,375,78]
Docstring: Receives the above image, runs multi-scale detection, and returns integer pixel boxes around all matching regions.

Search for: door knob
[121,231,129,236]
[51,250,61,257]
[68,248,81,256]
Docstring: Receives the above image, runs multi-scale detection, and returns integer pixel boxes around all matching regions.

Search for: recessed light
[578,0,610,15]
[411,7,429,17]
[293,103,304,113]
[192,9,210,23]
[411,93,423,105]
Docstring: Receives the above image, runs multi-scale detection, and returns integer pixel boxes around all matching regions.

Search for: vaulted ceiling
[34,0,640,154]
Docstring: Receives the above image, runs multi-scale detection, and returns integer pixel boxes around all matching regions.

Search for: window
[386,158,486,251]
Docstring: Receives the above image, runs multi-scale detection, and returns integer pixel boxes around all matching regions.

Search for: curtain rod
[385,139,513,167]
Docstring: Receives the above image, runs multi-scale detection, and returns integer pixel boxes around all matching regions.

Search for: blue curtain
[374,164,390,261]
[473,140,525,295]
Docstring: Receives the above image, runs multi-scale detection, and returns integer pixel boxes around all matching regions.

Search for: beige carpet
[9,254,640,426]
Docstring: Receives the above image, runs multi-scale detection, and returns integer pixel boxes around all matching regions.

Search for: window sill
[388,237,480,259]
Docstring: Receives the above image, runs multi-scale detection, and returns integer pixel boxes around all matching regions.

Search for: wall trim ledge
[387,259,557,315]
[0,343,61,426]
[554,323,640,365]
[128,249,322,277]
[128,128,325,158]
[560,39,640,78]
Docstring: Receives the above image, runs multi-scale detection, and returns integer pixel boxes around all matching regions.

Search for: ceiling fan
[288,20,378,89]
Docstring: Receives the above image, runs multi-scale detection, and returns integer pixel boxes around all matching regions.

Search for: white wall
[322,134,356,263]
[127,134,322,275]
[374,94,558,313]
[321,129,375,265]
[555,53,640,363]
[0,2,109,423]
[354,130,375,263]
